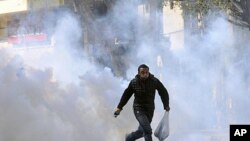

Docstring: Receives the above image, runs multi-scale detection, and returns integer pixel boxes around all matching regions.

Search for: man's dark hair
[138,64,149,72]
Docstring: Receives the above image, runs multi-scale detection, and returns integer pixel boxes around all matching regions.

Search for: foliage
[162,0,230,15]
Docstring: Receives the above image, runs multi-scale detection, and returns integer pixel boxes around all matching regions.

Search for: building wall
[0,0,64,42]
[0,0,28,14]
[0,14,8,40]
[163,5,184,50]
[28,0,64,10]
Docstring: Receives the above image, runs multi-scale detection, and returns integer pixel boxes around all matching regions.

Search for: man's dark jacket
[117,74,169,110]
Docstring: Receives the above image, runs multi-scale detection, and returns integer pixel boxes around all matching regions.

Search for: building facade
[0,0,64,48]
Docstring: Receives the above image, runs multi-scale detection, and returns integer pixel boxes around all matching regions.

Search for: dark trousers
[126,108,154,141]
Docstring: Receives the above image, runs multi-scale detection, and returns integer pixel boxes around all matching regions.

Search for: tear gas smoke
[0,2,250,141]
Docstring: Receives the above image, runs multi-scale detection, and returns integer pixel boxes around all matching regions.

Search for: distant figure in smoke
[114,64,170,141]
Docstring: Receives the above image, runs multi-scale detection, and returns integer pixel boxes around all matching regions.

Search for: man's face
[138,68,149,80]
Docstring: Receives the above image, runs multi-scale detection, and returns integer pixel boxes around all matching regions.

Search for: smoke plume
[0,1,250,141]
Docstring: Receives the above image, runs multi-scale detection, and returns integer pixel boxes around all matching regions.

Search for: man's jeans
[126,108,154,141]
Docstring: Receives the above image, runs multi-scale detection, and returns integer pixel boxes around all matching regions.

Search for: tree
[163,0,250,32]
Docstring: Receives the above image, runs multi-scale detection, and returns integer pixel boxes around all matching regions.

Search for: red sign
[8,33,48,44]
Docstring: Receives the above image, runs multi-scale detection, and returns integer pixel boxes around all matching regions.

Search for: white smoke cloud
[163,17,250,141]
[0,9,133,141]
[0,2,250,141]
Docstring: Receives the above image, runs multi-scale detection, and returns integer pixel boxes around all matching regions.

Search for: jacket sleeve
[117,81,134,110]
[156,79,169,109]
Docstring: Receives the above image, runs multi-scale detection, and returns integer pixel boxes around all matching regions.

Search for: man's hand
[114,108,121,118]
[165,106,170,111]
